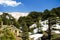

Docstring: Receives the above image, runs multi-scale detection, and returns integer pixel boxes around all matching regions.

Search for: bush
[0,27,16,40]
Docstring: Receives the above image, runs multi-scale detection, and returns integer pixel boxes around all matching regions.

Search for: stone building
[0,21,22,40]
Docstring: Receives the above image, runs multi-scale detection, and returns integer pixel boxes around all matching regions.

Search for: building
[0,21,22,37]
[29,33,43,40]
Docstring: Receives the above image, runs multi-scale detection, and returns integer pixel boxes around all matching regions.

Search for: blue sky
[0,0,60,12]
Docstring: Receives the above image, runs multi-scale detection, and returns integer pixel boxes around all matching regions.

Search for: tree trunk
[48,18,51,40]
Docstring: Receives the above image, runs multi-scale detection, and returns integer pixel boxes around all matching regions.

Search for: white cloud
[0,0,22,7]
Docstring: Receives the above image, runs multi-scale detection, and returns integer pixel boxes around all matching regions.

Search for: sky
[0,0,60,12]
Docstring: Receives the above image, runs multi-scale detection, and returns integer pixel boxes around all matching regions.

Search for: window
[15,30,17,33]
[11,25,13,27]
[0,25,1,28]
[19,31,21,33]
[43,23,45,25]
[59,24,60,25]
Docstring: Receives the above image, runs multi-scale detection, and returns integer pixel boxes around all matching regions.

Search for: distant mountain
[0,12,29,20]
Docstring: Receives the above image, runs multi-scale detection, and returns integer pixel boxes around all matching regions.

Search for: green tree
[28,11,42,22]
[51,7,60,18]
[42,9,57,40]
[1,13,13,25]
[21,21,29,40]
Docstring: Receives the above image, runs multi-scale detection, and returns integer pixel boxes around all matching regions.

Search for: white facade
[29,34,43,40]
[30,19,60,34]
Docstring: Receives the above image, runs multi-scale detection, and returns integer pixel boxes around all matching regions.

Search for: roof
[0,25,22,32]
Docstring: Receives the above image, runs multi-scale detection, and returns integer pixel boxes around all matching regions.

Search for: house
[29,20,49,33]
[40,20,48,31]
[29,19,60,40]
[0,21,22,37]
[29,33,43,40]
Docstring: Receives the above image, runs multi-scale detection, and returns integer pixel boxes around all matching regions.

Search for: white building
[29,34,43,40]
[29,19,60,40]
